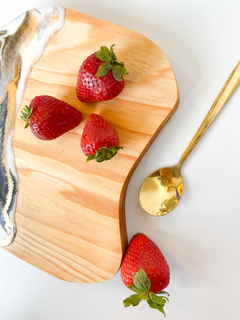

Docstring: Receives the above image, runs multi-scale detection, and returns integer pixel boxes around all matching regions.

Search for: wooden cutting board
[4,7,179,283]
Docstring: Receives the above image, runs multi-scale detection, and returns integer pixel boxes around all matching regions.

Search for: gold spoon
[139,61,240,216]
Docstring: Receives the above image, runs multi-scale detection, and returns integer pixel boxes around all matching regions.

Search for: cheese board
[1,6,179,283]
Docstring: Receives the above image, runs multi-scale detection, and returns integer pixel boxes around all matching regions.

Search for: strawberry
[20,95,82,140]
[120,233,170,316]
[76,45,128,103]
[81,113,122,162]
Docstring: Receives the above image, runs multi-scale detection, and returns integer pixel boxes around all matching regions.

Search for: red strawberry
[20,95,82,140]
[81,113,122,162]
[76,45,128,103]
[121,233,170,316]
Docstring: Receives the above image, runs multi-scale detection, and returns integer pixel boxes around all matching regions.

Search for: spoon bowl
[139,61,240,216]
[139,161,183,216]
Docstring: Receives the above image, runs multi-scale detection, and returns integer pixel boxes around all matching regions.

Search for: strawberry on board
[81,113,123,162]
[76,44,129,103]
[120,233,170,316]
[20,95,82,140]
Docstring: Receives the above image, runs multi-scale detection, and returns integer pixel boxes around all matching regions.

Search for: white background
[1,0,240,319]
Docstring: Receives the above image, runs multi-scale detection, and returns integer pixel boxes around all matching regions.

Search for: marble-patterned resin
[0,6,65,247]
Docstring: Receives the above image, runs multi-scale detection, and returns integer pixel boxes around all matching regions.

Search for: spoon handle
[180,61,240,164]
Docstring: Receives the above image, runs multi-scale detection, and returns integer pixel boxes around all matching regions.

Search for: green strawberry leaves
[123,269,169,317]
[20,105,33,128]
[147,291,169,316]
[96,45,115,62]
[128,267,151,293]
[96,45,129,82]
[86,146,123,163]
[123,294,143,307]
[96,63,112,78]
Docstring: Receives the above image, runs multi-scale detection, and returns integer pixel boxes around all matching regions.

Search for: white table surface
[1,1,240,319]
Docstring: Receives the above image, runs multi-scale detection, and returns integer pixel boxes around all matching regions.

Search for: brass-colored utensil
[139,61,240,216]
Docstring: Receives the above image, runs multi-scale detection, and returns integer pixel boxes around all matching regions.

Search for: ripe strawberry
[121,233,170,316]
[20,95,82,140]
[76,45,128,103]
[81,113,123,162]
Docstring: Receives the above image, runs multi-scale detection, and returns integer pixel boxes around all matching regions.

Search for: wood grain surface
[5,8,179,283]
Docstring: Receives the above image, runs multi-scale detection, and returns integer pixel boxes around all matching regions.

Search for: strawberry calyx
[96,45,129,81]
[86,146,123,163]
[123,268,169,317]
[20,105,33,128]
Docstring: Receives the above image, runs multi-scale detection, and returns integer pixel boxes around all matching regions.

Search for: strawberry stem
[123,269,169,317]
[20,105,33,128]
[86,146,123,163]
[96,45,129,81]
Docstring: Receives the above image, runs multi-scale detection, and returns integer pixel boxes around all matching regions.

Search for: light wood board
[5,8,179,283]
